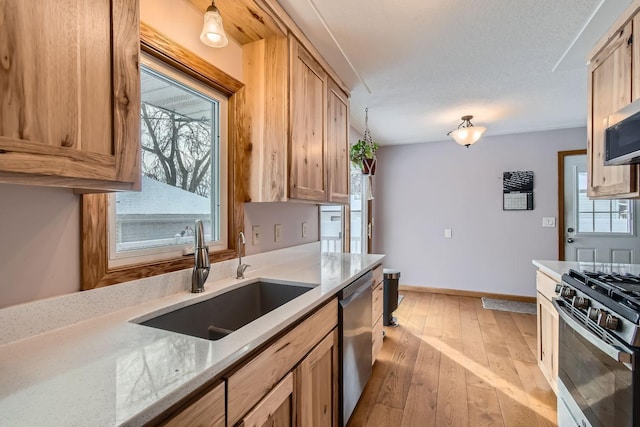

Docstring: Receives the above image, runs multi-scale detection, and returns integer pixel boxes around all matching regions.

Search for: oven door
[554,299,637,427]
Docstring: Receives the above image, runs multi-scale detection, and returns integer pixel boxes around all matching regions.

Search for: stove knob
[587,307,600,321]
[604,314,620,331]
[555,284,563,294]
[572,296,590,309]
[560,287,576,298]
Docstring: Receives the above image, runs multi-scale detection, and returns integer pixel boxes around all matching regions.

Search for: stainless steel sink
[138,281,313,340]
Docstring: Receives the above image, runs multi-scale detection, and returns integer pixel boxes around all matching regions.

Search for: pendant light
[447,115,486,148]
[200,0,228,48]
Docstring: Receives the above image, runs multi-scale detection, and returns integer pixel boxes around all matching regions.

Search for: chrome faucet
[191,220,210,293]
[236,231,250,279]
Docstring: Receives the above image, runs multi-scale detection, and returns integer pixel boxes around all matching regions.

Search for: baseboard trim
[399,285,536,303]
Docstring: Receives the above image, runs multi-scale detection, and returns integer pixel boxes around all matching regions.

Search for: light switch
[274,224,282,242]
[444,228,452,239]
[542,217,556,228]
[252,225,261,245]
[302,222,308,238]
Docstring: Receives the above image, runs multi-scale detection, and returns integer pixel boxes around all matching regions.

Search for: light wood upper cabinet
[0,0,140,192]
[326,79,350,204]
[289,39,327,202]
[239,34,349,204]
[588,19,639,198]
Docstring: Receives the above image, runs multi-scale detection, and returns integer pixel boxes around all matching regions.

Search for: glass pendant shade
[450,126,486,147]
[200,5,228,48]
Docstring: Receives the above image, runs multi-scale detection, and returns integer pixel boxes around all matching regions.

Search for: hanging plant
[350,108,379,175]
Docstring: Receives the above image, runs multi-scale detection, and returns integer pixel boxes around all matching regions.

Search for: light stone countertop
[532,259,640,282]
[0,244,384,426]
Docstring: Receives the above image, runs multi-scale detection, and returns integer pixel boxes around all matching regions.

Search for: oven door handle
[552,298,633,370]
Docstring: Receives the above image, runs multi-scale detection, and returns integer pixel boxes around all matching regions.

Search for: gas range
[556,269,640,427]
[558,269,640,348]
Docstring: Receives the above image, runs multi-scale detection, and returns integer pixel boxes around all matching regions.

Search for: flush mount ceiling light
[447,115,487,148]
[200,0,228,48]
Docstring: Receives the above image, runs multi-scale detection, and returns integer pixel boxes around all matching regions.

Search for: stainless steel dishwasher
[339,271,373,426]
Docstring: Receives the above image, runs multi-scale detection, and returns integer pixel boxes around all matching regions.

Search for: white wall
[373,127,588,297]
[0,0,319,308]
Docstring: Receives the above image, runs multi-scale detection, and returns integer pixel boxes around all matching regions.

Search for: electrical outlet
[444,228,452,239]
[302,222,308,238]
[274,224,282,242]
[252,225,261,245]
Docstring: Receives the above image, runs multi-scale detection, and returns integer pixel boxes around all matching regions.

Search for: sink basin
[139,281,313,340]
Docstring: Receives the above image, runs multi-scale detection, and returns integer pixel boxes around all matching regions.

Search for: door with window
[563,153,639,263]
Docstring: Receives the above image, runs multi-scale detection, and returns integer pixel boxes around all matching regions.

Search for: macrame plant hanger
[363,108,376,200]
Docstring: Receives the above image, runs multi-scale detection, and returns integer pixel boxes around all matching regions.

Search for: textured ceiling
[277,0,632,145]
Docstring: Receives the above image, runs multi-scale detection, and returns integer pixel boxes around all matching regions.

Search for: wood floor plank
[375,294,426,409]
[461,318,492,390]
[467,385,505,427]
[475,297,497,325]
[492,310,537,363]
[480,321,542,427]
[511,312,539,357]
[424,293,446,331]
[435,296,469,426]
[347,377,382,427]
[400,326,442,427]
[366,403,404,427]
[350,292,557,427]
[513,360,558,427]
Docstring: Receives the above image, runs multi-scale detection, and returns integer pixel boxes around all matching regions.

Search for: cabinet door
[163,381,225,427]
[289,38,327,202]
[295,329,338,427]
[588,22,639,198]
[326,79,349,204]
[537,293,558,394]
[238,373,294,427]
[0,0,140,191]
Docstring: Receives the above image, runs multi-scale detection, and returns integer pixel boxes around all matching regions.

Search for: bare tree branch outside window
[140,103,213,197]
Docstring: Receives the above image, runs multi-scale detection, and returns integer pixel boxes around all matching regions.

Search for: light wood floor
[348,291,557,427]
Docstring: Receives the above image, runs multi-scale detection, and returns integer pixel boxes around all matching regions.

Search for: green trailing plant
[350,139,379,170]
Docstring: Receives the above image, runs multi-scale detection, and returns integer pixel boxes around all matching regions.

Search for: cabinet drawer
[162,381,225,427]
[372,282,383,325]
[373,265,383,287]
[536,271,558,301]
[372,317,383,364]
[226,298,338,426]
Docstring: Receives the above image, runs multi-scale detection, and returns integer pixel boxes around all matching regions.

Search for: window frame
[108,55,229,266]
[81,23,244,290]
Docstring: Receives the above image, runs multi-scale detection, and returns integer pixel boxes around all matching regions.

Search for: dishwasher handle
[340,271,373,303]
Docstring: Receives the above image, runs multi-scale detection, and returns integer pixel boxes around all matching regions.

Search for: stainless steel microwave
[604,98,640,165]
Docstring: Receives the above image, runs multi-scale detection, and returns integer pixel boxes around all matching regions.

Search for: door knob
[567,237,574,243]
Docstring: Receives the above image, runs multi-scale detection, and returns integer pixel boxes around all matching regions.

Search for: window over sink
[108,55,228,267]
[80,23,243,290]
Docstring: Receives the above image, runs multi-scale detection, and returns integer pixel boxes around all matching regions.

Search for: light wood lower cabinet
[295,329,339,427]
[536,271,559,394]
[226,298,338,426]
[238,373,294,427]
[162,381,225,427]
